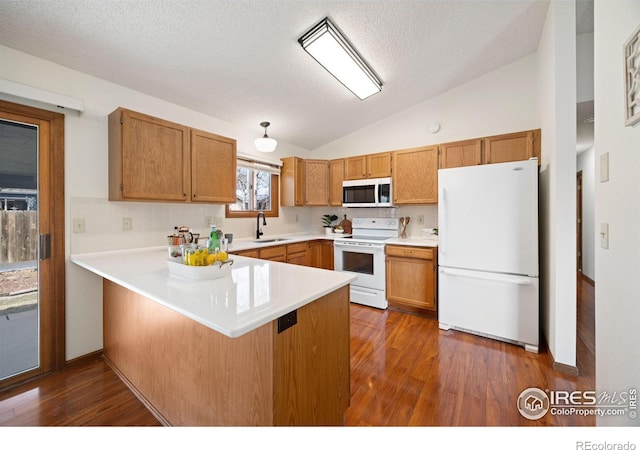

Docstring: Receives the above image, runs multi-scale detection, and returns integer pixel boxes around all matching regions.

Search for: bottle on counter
[208,224,219,254]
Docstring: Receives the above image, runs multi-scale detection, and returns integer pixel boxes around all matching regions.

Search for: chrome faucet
[256,211,267,239]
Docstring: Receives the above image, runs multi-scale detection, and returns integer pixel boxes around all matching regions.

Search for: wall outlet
[214,217,224,227]
[205,216,213,227]
[295,214,299,223]
[418,215,424,225]
[73,218,85,233]
[122,217,133,231]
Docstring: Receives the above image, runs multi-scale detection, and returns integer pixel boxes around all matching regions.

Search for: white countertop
[225,232,436,251]
[226,232,349,252]
[71,247,356,338]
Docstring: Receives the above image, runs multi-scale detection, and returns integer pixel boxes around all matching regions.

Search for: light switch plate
[600,152,610,182]
[72,218,85,233]
[600,223,609,249]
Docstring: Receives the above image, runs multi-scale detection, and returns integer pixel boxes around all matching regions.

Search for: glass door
[0,118,40,381]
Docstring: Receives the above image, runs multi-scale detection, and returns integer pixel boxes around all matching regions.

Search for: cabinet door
[304,160,329,206]
[321,240,334,270]
[367,152,391,178]
[259,245,286,262]
[329,159,344,206]
[392,146,438,204]
[385,255,436,312]
[483,130,540,165]
[386,245,437,313]
[344,156,367,180]
[233,249,259,258]
[438,138,482,169]
[280,157,305,206]
[116,108,190,201]
[191,129,236,203]
[287,243,308,266]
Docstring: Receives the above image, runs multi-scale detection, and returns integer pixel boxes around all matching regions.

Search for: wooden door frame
[576,170,583,274]
[0,99,65,389]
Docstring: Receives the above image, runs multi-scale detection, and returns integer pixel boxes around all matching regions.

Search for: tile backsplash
[70,197,438,254]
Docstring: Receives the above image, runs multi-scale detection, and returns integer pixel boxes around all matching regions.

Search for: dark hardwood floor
[0,275,595,427]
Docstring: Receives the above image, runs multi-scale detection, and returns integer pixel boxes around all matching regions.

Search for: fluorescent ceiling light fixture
[299,17,382,100]
[254,121,277,152]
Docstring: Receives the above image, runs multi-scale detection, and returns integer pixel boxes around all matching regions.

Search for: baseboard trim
[552,360,580,376]
[103,355,171,426]
[65,350,103,368]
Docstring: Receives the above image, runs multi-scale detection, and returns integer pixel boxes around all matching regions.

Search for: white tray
[166,259,234,280]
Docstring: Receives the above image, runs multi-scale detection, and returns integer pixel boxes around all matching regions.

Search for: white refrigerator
[438,159,539,352]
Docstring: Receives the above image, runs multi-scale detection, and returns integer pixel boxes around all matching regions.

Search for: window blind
[236,153,282,175]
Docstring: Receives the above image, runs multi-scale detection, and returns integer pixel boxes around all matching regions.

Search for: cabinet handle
[193,193,197,198]
[183,193,187,197]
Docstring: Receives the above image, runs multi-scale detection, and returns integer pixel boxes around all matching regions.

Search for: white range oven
[334,218,399,309]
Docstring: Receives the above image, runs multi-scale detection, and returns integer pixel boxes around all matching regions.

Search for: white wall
[314,54,539,159]
[0,44,316,359]
[576,32,594,103]
[594,0,640,426]
[577,146,595,280]
[536,1,577,368]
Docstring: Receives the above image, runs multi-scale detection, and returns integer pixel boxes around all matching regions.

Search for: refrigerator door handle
[439,187,446,253]
[440,268,533,285]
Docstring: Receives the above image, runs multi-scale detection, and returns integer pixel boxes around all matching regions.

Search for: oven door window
[342,251,374,275]
[343,184,374,204]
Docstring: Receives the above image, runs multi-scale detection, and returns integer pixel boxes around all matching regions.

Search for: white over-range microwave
[342,177,393,208]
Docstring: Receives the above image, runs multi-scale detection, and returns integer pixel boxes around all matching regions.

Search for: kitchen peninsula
[71,248,356,426]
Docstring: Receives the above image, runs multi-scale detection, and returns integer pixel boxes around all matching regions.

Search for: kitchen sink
[252,238,291,244]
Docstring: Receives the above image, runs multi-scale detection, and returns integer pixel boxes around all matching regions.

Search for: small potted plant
[322,214,339,234]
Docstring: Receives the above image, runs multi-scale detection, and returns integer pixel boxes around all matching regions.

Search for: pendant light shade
[254,121,277,152]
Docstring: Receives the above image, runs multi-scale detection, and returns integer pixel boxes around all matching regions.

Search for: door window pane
[0,119,39,381]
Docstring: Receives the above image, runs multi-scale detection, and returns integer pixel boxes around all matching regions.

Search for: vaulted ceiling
[0,1,588,152]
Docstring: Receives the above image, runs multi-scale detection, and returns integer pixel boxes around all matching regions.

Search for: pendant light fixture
[254,121,277,152]
[298,17,382,100]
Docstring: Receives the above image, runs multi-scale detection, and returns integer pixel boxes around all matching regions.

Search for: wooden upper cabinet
[392,146,438,204]
[344,152,391,180]
[109,108,190,201]
[344,155,367,180]
[329,159,344,206]
[367,152,392,178]
[304,159,329,206]
[483,129,541,165]
[280,157,305,207]
[438,138,483,169]
[191,129,236,203]
[108,107,236,204]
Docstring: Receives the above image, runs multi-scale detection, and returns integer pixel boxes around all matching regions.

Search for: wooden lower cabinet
[233,249,259,258]
[286,242,308,266]
[321,240,334,271]
[103,280,350,426]
[233,240,334,270]
[385,245,437,315]
[259,245,286,262]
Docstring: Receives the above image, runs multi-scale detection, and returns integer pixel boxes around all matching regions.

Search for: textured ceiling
[0,0,551,150]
